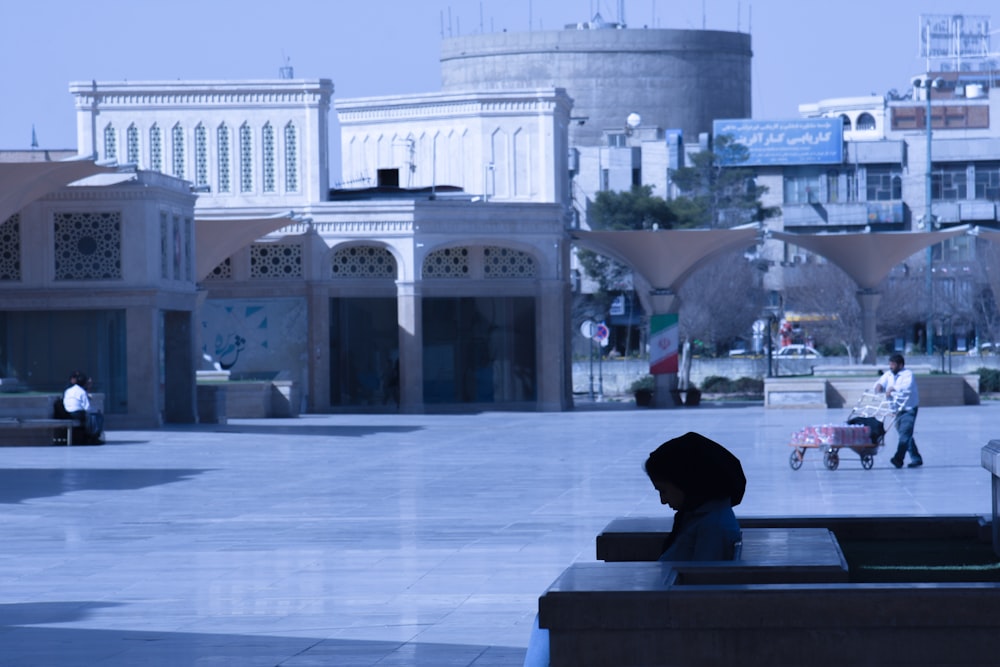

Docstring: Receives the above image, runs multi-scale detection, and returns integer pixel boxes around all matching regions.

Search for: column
[396,281,424,414]
[648,289,682,408]
[856,289,881,365]
[536,278,572,411]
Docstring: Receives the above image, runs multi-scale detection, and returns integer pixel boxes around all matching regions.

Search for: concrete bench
[596,515,990,562]
[0,417,78,445]
[0,394,79,445]
[537,516,998,666]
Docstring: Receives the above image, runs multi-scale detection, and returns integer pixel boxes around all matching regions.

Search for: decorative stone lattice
[172,123,185,179]
[54,211,122,280]
[150,124,162,171]
[104,124,117,162]
[240,123,253,192]
[285,122,298,192]
[484,246,536,278]
[195,124,208,188]
[423,247,470,278]
[331,246,396,279]
[0,214,22,281]
[206,257,232,280]
[263,123,275,192]
[250,243,302,278]
[217,124,231,193]
[127,124,140,165]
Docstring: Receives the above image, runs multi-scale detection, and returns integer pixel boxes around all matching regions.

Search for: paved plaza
[0,400,997,666]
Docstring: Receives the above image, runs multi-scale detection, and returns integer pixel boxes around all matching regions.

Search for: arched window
[194,123,208,189]
[171,123,185,179]
[285,122,298,192]
[840,114,852,131]
[240,123,253,193]
[217,124,231,193]
[103,124,117,162]
[126,124,140,165]
[857,113,876,131]
[262,122,275,193]
[150,124,162,172]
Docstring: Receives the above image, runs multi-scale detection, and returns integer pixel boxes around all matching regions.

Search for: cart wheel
[860,453,874,470]
[789,448,804,470]
[823,449,840,471]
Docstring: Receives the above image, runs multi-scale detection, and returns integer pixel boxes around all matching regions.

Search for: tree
[576,185,676,310]
[670,134,779,229]
[783,262,864,361]
[678,249,767,355]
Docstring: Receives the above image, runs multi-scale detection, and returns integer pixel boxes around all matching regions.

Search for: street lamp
[915,75,944,354]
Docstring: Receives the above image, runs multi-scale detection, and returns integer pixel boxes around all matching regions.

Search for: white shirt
[874,367,919,412]
[63,384,90,413]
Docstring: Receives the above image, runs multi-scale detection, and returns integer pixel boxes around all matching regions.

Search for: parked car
[775,344,823,358]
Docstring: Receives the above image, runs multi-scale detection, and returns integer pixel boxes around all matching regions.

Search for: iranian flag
[649,313,679,374]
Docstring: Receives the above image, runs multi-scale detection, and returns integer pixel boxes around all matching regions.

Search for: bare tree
[677,250,766,386]
[783,262,864,361]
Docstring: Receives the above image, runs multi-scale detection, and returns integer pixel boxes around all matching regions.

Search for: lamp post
[917,75,943,355]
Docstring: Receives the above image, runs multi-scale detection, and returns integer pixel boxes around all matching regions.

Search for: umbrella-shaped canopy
[571,228,761,291]
[770,228,968,290]
[0,158,116,223]
[195,213,299,280]
[645,431,746,507]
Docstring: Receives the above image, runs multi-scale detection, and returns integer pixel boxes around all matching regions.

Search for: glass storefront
[423,296,536,404]
[0,310,127,412]
[329,298,399,406]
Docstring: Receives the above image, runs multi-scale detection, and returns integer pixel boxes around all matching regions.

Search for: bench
[537,517,998,666]
[0,394,82,446]
[0,417,78,445]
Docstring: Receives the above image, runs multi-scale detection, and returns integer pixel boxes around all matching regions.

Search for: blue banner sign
[713,118,844,166]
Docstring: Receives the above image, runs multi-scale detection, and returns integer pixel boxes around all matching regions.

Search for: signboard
[713,118,843,166]
[649,313,679,374]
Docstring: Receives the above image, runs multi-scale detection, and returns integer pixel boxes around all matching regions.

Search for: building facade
[70,80,574,414]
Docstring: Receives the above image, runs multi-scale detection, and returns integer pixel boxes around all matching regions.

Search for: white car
[775,344,822,358]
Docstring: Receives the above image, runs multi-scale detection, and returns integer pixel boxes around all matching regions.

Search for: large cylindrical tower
[441,26,752,144]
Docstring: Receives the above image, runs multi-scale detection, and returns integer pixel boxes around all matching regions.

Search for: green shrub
[629,375,655,393]
[733,376,764,394]
[701,375,732,393]
[978,368,1000,393]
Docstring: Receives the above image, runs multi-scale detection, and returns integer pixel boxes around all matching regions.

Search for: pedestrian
[874,353,922,468]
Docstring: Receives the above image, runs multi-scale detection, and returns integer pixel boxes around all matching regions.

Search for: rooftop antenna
[278,52,294,79]
[30,125,38,150]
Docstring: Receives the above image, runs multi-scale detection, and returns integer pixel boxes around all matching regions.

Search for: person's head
[644,432,746,512]
[68,371,80,385]
[889,353,905,373]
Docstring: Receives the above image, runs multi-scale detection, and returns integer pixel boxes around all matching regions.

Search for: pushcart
[788,391,900,471]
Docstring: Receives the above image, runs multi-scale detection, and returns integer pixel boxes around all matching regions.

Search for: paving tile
[0,404,994,664]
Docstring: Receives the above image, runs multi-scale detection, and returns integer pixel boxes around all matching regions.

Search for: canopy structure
[772,227,970,363]
[770,228,968,290]
[0,158,116,223]
[572,227,761,407]
[572,228,761,293]
[195,213,300,280]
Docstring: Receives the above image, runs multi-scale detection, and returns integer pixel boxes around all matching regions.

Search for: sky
[2,0,998,155]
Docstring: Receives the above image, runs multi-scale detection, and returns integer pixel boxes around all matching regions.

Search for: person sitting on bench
[523,432,746,667]
[62,371,103,444]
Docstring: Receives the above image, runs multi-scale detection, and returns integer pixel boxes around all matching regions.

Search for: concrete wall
[573,355,1000,397]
